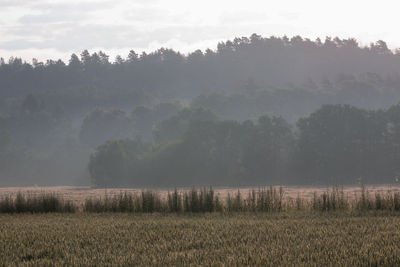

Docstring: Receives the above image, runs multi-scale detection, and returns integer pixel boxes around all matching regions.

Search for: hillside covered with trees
[1,34,400,186]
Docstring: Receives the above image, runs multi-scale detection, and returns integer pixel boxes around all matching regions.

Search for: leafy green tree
[242,116,294,184]
[88,140,129,187]
[88,138,149,187]
[88,113,295,186]
[68,54,82,70]
[296,105,373,183]
[384,104,400,179]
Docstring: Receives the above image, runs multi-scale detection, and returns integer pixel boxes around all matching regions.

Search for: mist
[1,35,400,186]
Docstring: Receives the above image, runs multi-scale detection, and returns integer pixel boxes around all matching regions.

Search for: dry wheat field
[1,213,400,266]
[2,185,400,266]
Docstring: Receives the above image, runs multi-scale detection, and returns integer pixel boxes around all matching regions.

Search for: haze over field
[4,2,400,266]
[2,0,400,187]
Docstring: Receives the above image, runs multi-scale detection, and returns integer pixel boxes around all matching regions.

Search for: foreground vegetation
[2,186,400,214]
[1,213,400,265]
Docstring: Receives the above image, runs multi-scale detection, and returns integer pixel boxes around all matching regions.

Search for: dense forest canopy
[1,34,400,186]
[88,104,400,186]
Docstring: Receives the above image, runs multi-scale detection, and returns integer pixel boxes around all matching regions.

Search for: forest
[1,34,400,186]
[88,104,400,186]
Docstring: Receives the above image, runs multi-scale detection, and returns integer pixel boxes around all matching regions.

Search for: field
[2,186,400,265]
[1,213,400,266]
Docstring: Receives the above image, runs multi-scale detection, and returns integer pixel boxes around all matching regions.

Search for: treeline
[191,79,400,123]
[89,103,400,186]
[2,35,400,111]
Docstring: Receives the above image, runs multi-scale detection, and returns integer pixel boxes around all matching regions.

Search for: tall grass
[83,190,165,213]
[182,187,221,212]
[0,192,75,213]
[3,186,400,214]
[82,186,350,213]
[311,187,349,212]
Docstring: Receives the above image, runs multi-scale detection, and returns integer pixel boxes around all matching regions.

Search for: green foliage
[88,102,400,187]
[154,106,218,143]
[130,102,182,141]
[89,113,295,186]
[88,138,149,187]
[295,104,399,184]
[5,35,400,187]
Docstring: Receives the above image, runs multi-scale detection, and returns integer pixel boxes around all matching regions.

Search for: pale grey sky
[1,0,399,62]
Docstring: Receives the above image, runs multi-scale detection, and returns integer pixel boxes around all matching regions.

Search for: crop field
[1,213,400,266]
[2,186,400,266]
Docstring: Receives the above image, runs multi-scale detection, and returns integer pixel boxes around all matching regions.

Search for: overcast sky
[1,0,399,62]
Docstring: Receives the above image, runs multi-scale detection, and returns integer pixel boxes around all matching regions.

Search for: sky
[1,0,400,62]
